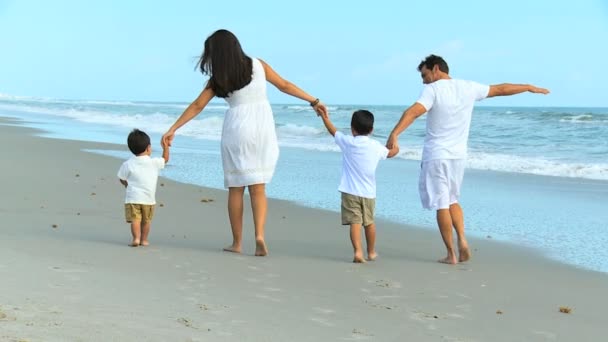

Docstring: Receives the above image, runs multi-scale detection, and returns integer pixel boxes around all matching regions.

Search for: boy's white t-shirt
[117,155,166,205]
[334,131,389,199]
[416,79,490,161]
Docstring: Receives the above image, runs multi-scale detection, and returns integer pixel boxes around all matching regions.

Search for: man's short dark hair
[351,110,374,135]
[127,129,150,155]
[417,54,449,74]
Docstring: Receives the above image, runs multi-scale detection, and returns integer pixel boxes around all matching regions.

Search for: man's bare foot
[438,256,458,264]
[458,247,471,262]
[367,252,378,261]
[140,240,149,247]
[353,252,366,263]
[129,240,140,247]
[255,240,268,256]
[223,245,241,253]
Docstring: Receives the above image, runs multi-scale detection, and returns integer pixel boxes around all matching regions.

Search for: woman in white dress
[161,29,327,256]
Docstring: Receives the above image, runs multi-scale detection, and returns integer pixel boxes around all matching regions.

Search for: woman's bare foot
[223,244,242,253]
[458,247,471,262]
[367,251,378,261]
[458,240,471,262]
[129,240,140,247]
[353,252,366,263]
[255,239,268,256]
[438,256,458,264]
[140,240,149,247]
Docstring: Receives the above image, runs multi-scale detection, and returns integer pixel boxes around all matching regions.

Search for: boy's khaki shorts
[341,192,375,226]
[125,203,155,223]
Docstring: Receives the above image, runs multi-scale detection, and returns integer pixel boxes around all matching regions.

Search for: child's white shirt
[117,155,165,205]
[334,131,389,199]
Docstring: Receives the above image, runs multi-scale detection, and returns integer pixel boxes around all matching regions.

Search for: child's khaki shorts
[341,192,375,226]
[125,203,155,223]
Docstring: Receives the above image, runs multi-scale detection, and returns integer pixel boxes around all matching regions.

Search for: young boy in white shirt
[117,129,169,247]
[320,110,400,263]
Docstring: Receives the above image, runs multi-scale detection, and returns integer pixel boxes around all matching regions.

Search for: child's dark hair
[351,110,374,135]
[127,129,150,155]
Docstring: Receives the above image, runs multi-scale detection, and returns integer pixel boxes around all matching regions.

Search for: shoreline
[7,113,604,274]
[1,116,607,341]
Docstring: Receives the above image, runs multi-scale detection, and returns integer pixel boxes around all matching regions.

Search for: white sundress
[221,58,279,188]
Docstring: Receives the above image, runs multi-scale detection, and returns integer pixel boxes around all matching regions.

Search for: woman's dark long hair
[197,29,252,98]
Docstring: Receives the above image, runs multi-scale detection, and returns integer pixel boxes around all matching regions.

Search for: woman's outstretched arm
[162,86,215,147]
[259,59,328,117]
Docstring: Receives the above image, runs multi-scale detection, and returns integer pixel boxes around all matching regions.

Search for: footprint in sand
[363,299,397,310]
[178,284,193,291]
[371,279,402,289]
[367,295,402,301]
[313,307,335,315]
[532,330,557,340]
[48,266,87,273]
[440,337,470,342]
[0,308,16,322]
[177,317,196,329]
[198,304,230,311]
[455,293,472,300]
[342,328,375,340]
[185,296,201,303]
[455,304,472,313]
[198,304,231,317]
[308,317,335,327]
[254,294,281,303]
[410,311,440,322]
[445,313,466,319]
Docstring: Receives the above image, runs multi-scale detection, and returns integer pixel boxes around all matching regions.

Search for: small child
[320,110,399,263]
[117,129,170,247]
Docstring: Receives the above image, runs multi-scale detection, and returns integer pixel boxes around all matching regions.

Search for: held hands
[311,100,328,117]
[386,134,399,150]
[318,107,330,120]
[161,130,175,148]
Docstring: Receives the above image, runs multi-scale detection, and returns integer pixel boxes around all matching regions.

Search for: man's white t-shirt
[334,131,389,199]
[117,155,166,205]
[416,79,489,161]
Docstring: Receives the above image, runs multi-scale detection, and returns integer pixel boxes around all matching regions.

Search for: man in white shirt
[386,54,549,264]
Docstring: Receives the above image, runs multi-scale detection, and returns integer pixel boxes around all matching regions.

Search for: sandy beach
[1,116,607,342]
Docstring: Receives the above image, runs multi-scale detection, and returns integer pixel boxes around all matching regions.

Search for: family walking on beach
[118,29,549,264]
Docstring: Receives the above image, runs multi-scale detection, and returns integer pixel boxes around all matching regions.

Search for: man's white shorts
[419,159,466,210]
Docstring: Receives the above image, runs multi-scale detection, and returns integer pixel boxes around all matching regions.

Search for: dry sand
[1,117,607,341]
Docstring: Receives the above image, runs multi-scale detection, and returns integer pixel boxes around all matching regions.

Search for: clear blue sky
[1,0,607,107]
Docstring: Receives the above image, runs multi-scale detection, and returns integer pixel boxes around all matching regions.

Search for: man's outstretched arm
[488,84,550,98]
[386,102,427,149]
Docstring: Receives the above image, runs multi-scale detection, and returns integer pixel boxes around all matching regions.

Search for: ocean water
[1,94,607,272]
